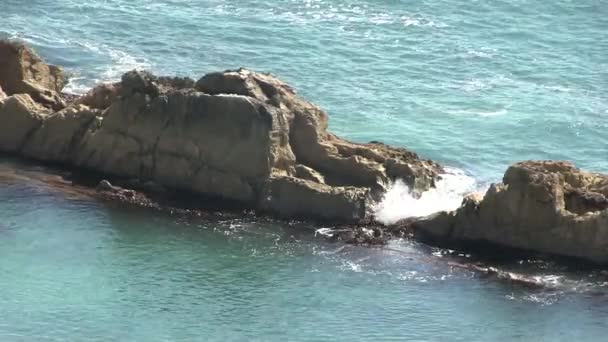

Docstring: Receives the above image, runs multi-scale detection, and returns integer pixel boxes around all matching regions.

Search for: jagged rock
[414,161,608,263]
[121,70,160,97]
[0,42,442,223]
[329,226,387,245]
[0,94,47,151]
[97,180,115,192]
[0,40,67,110]
[75,83,120,110]
[295,164,325,184]
[21,105,100,162]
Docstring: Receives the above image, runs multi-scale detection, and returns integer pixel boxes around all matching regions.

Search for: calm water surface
[1,0,607,340]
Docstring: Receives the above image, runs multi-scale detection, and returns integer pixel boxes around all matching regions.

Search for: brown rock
[295,164,325,184]
[0,93,47,152]
[75,83,120,110]
[260,175,368,221]
[0,43,442,223]
[22,104,100,162]
[0,40,68,110]
[414,161,608,263]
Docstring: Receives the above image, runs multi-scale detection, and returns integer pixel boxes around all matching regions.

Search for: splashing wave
[374,168,478,225]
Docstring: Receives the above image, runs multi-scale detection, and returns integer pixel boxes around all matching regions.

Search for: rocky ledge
[410,161,608,263]
[0,40,441,223]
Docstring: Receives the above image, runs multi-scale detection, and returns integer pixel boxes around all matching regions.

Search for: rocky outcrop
[0,40,68,110]
[0,41,441,223]
[413,161,608,263]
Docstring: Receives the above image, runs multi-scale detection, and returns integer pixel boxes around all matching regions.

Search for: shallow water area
[1,158,608,341]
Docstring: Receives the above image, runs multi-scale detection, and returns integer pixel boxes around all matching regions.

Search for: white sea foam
[374,168,478,225]
[63,41,151,94]
[543,85,572,93]
[466,48,497,59]
[314,227,335,237]
[62,76,96,94]
[448,107,509,117]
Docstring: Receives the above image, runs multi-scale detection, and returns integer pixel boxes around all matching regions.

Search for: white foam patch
[63,41,151,94]
[374,168,478,225]
[62,76,96,95]
[447,104,511,117]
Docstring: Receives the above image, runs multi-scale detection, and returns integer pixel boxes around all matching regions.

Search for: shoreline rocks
[412,161,608,263]
[2,40,608,264]
[0,40,441,223]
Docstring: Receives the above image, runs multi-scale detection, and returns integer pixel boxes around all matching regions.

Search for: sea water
[1,0,607,340]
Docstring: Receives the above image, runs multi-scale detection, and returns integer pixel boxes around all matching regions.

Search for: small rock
[96,180,114,192]
[121,70,159,96]
[120,189,136,198]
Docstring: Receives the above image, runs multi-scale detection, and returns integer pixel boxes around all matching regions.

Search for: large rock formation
[413,161,608,263]
[0,41,441,222]
[0,40,68,110]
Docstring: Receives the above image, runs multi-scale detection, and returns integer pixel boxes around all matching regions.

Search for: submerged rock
[414,161,608,263]
[0,41,441,223]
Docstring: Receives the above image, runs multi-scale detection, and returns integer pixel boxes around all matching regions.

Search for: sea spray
[374,168,478,225]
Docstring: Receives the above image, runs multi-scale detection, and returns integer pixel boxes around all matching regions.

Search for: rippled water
[1,0,608,340]
[2,160,608,341]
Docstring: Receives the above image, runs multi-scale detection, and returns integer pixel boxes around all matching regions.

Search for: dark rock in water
[96,180,115,192]
[413,161,608,263]
[330,226,388,245]
[0,41,442,223]
[121,189,136,198]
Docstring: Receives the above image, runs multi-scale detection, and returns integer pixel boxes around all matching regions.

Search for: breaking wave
[374,168,479,225]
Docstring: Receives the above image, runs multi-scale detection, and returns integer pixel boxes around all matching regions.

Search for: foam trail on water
[64,41,151,94]
[374,168,478,225]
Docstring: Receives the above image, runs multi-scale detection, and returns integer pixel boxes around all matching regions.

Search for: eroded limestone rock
[0,40,68,110]
[413,161,608,263]
[0,42,441,222]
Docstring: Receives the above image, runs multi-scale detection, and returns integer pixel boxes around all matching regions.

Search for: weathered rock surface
[0,40,68,110]
[413,161,608,263]
[0,41,441,222]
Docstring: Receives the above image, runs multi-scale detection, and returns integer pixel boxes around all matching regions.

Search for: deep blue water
[1,0,607,340]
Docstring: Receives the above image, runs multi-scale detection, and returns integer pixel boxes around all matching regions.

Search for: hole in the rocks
[565,190,608,215]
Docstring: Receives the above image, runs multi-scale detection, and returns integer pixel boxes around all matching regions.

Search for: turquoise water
[1,0,608,340]
[2,160,608,341]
